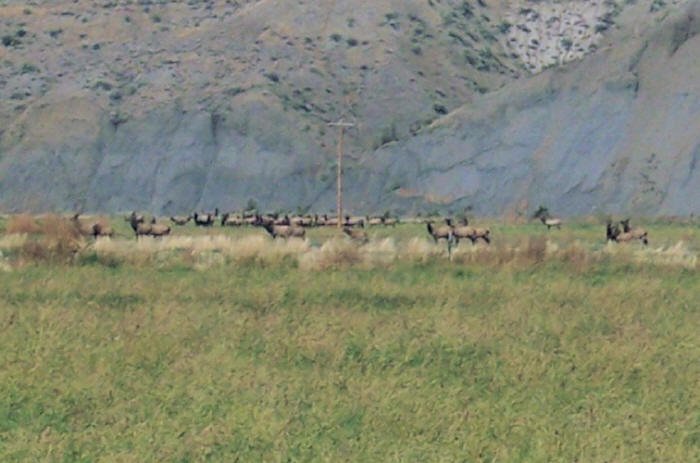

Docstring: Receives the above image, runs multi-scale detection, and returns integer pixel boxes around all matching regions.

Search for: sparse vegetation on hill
[0,0,697,215]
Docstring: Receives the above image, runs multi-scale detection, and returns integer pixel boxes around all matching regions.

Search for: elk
[383,217,399,227]
[71,213,98,237]
[91,222,114,238]
[128,211,146,235]
[426,221,453,243]
[261,221,305,239]
[606,221,646,245]
[148,218,171,237]
[533,206,562,230]
[323,214,339,227]
[193,208,218,226]
[539,215,562,230]
[367,216,384,226]
[344,215,365,228]
[620,219,648,245]
[343,226,369,244]
[446,218,491,245]
[72,214,113,238]
[290,215,314,227]
[221,213,243,226]
[170,215,192,225]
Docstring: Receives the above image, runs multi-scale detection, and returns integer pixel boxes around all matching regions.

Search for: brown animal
[607,221,646,245]
[323,214,339,227]
[71,213,98,237]
[194,208,218,226]
[620,219,648,244]
[221,213,244,226]
[170,215,192,225]
[344,216,365,228]
[128,211,146,235]
[290,215,314,227]
[367,216,384,226]
[426,221,453,243]
[134,221,152,237]
[71,213,113,238]
[343,226,369,244]
[91,222,114,238]
[148,218,171,237]
[446,218,490,245]
[383,217,399,227]
[540,215,562,230]
[261,221,305,239]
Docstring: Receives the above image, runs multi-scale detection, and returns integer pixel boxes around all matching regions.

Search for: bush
[21,63,38,74]
[2,35,20,47]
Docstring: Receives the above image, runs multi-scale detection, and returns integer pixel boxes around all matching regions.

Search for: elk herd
[66,209,650,247]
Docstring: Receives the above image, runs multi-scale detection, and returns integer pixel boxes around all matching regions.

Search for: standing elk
[426,221,453,244]
[446,218,490,245]
[533,206,562,230]
[194,208,218,226]
[260,221,305,239]
[620,219,648,245]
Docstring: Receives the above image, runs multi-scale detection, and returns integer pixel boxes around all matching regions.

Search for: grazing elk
[170,215,192,226]
[620,219,648,245]
[606,221,647,245]
[260,221,306,239]
[343,226,369,244]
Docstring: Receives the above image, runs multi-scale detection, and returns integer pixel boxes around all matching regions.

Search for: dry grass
[2,221,698,272]
[3,214,85,264]
[5,214,41,234]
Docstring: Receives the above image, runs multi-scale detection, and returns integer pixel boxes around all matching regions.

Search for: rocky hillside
[0,0,697,216]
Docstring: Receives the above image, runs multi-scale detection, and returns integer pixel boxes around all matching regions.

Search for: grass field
[1,216,699,461]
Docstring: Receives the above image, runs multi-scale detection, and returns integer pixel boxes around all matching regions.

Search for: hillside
[0,0,697,215]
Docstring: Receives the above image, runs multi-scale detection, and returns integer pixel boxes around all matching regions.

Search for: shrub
[264,72,280,83]
[6,214,41,234]
[2,35,20,47]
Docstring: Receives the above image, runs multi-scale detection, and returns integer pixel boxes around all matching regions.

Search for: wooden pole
[328,120,355,230]
[337,126,344,229]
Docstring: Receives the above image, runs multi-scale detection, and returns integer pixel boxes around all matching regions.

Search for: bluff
[0,0,697,216]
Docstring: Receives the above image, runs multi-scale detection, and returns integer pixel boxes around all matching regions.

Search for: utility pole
[327,120,355,229]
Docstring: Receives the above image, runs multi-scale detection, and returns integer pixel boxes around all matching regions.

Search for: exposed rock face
[0,0,698,216]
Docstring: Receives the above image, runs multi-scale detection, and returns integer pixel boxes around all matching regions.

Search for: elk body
[170,215,192,225]
[446,218,490,245]
[540,216,562,230]
[343,226,369,244]
[607,221,647,245]
[194,208,218,226]
[620,219,648,244]
[71,214,113,238]
[426,222,453,243]
[261,222,306,239]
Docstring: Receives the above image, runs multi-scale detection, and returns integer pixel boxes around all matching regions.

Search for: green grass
[0,219,699,461]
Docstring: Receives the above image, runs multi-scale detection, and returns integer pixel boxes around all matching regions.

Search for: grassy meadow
[0,215,699,461]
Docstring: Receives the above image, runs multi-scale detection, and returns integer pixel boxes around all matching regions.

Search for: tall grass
[0,261,698,461]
